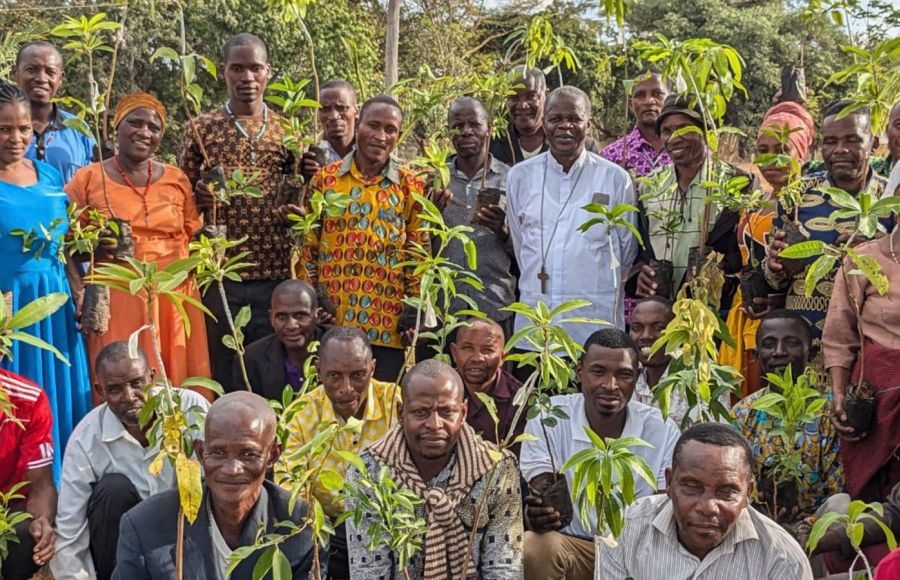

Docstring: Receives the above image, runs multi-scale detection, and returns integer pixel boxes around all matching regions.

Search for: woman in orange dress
[66,93,211,389]
[719,101,814,397]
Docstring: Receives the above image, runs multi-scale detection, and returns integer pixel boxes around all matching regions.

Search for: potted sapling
[749,366,825,523]
[266,76,322,204]
[504,299,608,527]
[638,171,681,298]
[778,187,900,436]
[562,428,656,554]
[65,204,119,333]
[51,13,134,260]
[578,202,643,327]
[473,70,522,210]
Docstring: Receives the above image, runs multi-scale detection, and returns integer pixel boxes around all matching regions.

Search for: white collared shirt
[506,149,638,345]
[598,495,813,579]
[51,390,210,580]
[519,395,680,540]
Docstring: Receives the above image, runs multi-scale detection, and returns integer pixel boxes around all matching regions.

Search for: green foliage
[0,482,32,563]
[562,427,656,540]
[342,464,428,575]
[505,15,580,77]
[0,291,69,367]
[807,500,897,578]
[392,64,474,146]
[778,186,900,297]
[634,34,746,127]
[149,44,218,118]
[473,70,524,141]
[825,37,900,136]
[401,194,484,364]
[650,271,740,427]
[266,75,320,167]
[410,142,455,192]
[751,367,825,496]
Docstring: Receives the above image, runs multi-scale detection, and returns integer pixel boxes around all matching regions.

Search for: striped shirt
[598,495,813,579]
[0,368,54,495]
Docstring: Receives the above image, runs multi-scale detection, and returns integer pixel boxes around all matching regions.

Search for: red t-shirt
[875,548,900,580]
[0,368,54,496]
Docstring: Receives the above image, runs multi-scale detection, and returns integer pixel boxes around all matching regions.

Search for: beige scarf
[368,423,499,579]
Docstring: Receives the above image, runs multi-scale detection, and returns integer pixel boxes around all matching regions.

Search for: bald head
[206,391,276,444]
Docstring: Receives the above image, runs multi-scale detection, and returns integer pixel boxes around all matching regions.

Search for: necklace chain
[225,100,268,162]
[890,225,899,265]
[539,152,589,269]
[112,155,152,226]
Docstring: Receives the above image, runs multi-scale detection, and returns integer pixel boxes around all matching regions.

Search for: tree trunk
[384,0,401,92]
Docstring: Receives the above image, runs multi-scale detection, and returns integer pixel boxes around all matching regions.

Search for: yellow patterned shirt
[277,379,401,519]
[300,154,427,348]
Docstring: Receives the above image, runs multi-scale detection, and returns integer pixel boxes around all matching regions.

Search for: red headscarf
[758,101,815,162]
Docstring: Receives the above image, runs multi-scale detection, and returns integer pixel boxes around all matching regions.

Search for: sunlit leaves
[562,428,656,540]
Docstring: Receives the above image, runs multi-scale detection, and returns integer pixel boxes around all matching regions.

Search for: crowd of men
[3,28,900,580]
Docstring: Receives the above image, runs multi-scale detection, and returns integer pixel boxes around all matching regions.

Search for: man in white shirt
[51,342,210,580]
[598,423,813,580]
[519,327,680,580]
[506,85,638,346]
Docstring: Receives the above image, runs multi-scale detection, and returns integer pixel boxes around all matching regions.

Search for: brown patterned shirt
[180,106,293,280]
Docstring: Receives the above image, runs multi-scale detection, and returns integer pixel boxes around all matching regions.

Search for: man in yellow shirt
[300,95,427,381]
[278,325,400,579]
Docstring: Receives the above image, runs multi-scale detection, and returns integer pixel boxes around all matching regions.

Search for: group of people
[3,27,900,580]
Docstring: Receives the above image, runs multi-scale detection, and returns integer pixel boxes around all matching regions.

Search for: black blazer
[111,481,323,580]
[235,328,325,400]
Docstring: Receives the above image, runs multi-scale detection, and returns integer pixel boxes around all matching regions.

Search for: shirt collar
[652,499,759,557]
[466,370,514,407]
[338,152,401,185]
[100,404,135,444]
[545,148,589,175]
[450,154,505,180]
[572,398,640,442]
[45,104,67,132]
[324,380,385,424]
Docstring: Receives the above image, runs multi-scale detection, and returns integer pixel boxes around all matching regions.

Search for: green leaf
[9,331,69,365]
[250,545,274,579]
[271,547,291,580]
[804,254,838,297]
[778,240,826,260]
[150,46,179,62]
[235,305,252,330]
[180,376,224,396]
[7,293,68,329]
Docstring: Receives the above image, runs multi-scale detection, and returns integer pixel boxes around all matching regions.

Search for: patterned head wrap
[758,101,815,162]
[112,92,167,131]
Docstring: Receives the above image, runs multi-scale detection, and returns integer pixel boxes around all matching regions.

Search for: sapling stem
[175,507,185,580]
[216,280,251,391]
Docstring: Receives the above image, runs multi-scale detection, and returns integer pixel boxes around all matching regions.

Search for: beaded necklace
[225,100,268,164]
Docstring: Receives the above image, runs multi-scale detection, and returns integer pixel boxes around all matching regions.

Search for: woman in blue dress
[0,82,90,480]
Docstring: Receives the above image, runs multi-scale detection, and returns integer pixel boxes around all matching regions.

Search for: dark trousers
[327,522,350,579]
[203,279,281,391]
[88,473,141,580]
[2,501,39,580]
[372,345,405,382]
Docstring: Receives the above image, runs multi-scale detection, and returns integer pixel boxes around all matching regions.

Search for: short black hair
[358,95,402,123]
[822,99,871,126]
[510,65,547,92]
[15,41,61,66]
[320,78,357,99]
[631,70,669,92]
[672,422,753,472]
[636,295,674,311]
[94,341,150,375]
[546,85,592,117]
[448,96,488,122]
[319,326,371,359]
[271,279,317,309]
[222,33,268,64]
[400,359,463,401]
[755,309,811,345]
[582,327,640,368]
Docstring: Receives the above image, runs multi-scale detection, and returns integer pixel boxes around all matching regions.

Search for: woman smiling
[66,93,210,389]
[0,82,90,478]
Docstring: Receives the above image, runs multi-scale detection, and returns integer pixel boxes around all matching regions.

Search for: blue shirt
[25,106,94,184]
